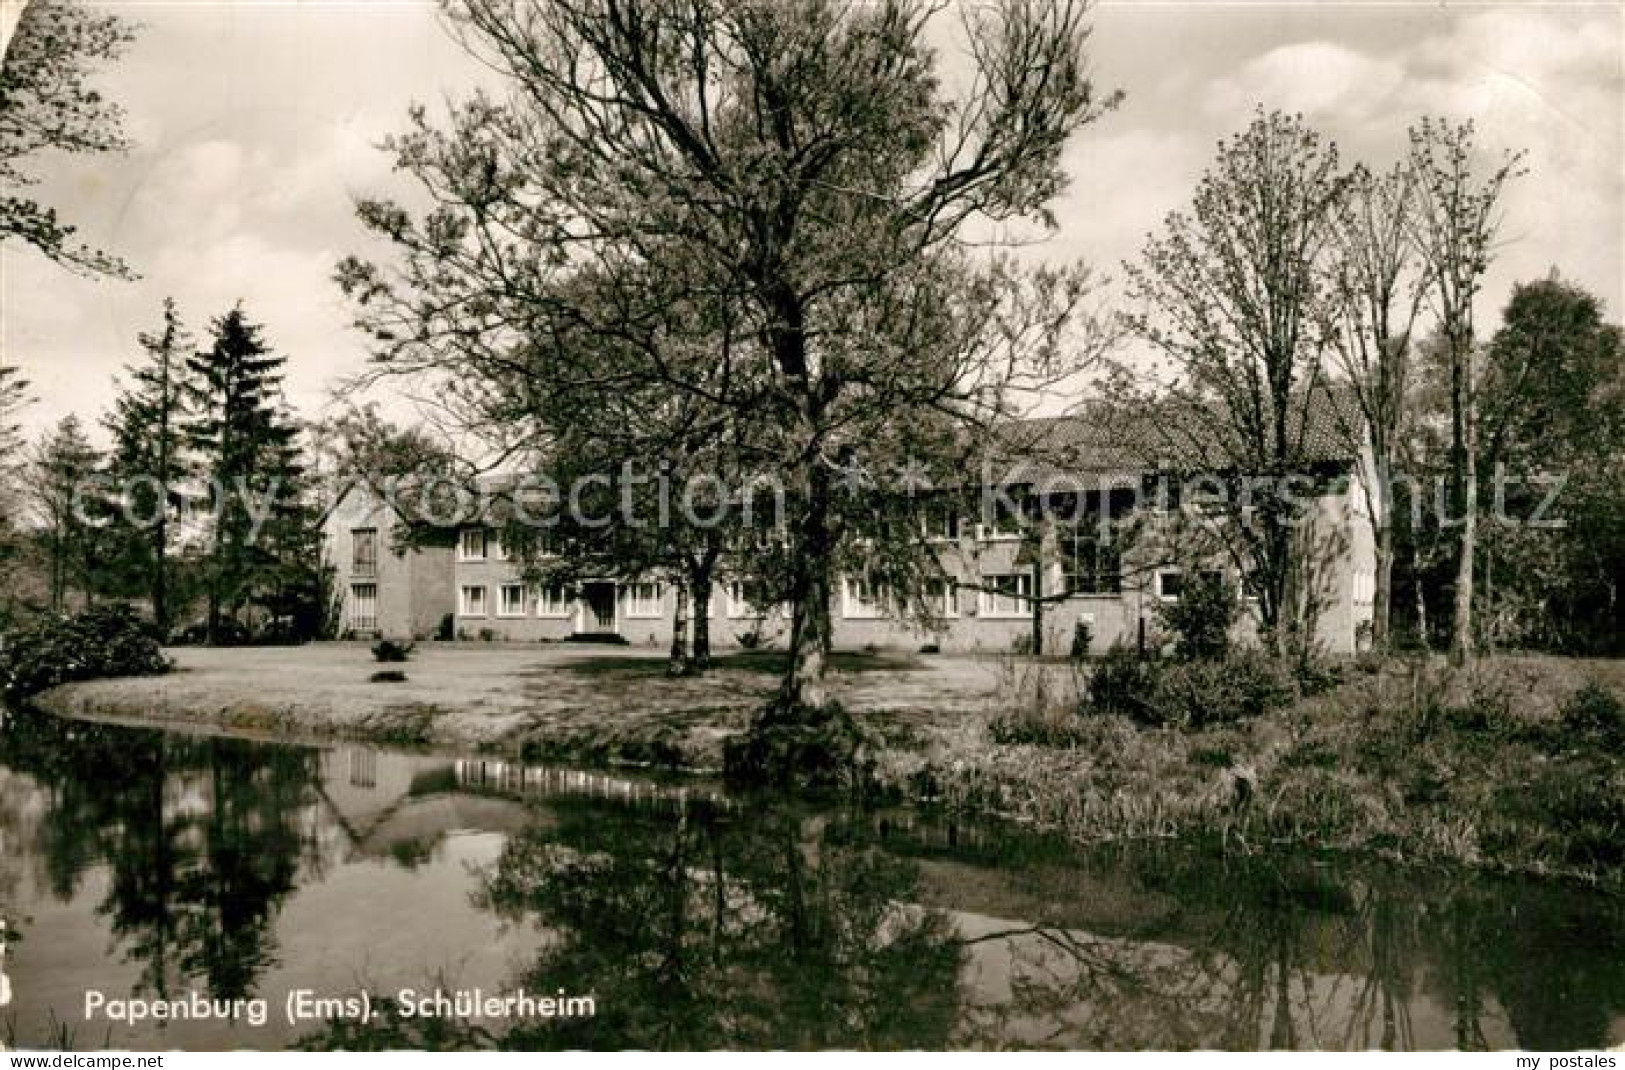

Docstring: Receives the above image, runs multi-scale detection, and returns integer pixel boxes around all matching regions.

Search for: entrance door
[581,582,618,633]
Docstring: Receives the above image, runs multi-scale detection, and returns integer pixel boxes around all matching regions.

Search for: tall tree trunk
[152,509,169,635]
[1372,517,1394,651]
[152,383,172,635]
[207,563,223,645]
[667,580,690,676]
[1450,347,1478,667]
[1030,555,1044,656]
[1413,552,1432,653]
[691,566,713,674]
[779,463,834,712]
[49,531,64,612]
[1264,511,1291,657]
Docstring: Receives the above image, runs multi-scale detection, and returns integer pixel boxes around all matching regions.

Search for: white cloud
[1206,41,1409,126]
[1158,7,1623,321]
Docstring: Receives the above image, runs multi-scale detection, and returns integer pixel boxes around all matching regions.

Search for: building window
[499,583,527,617]
[919,500,963,542]
[841,576,890,619]
[624,581,663,618]
[536,584,572,618]
[979,489,1026,540]
[925,577,958,618]
[1064,532,1121,595]
[351,527,378,578]
[349,583,377,632]
[1156,568,1224,603]
[458,527,488,561]
[348,749,376,790]
[725,580,755,619]
[460,585,488,617]
[979,572,1032,618]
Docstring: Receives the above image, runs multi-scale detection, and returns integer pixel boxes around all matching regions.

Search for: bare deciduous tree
[0,361,34,615]
[1325,162,1427,652]
[1406,118,1523,666]
[1124,109,1351,653]
[337,0,1120,714]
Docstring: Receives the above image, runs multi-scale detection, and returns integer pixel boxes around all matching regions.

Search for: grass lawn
[32,640,1010,768]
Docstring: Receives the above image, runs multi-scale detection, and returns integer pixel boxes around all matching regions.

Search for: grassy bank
[877,654,1625,889]
[30,642,998,769]
[28,642,1625,888]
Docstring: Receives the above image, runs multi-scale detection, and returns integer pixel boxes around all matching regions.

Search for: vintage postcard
[2,0,1622,1056]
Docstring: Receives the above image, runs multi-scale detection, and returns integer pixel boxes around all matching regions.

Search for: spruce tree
[104,298,194,633]
[28,414,106,612]
[187,306,305,643]
[253,402,323,641]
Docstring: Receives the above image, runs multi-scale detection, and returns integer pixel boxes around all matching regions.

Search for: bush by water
[1,605,171,704]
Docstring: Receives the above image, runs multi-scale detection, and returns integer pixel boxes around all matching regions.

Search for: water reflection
[481,803,965,1050]
[2,714,320,1005]
[892,834,1625,1049]
[1,711,1622,1050]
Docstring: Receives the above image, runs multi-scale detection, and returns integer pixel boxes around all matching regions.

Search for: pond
[1,710,1622,1051]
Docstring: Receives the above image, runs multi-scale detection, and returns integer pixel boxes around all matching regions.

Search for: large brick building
[322,405,1377,655]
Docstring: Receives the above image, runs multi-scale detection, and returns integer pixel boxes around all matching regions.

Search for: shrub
[1293,652,1345,696]
[371,639,415,663]
[435,613,454,641]
[370,669,409,684]
[1149,651,1296,729]
[1086,642,1159,722]
[724,700,874,794]
[1085,642,1296,729]
[1561,681,1625,750]
[737,628,763,651]
[1156,571,1239,660]
[0,604,171,704]
[1352,651,1385,676]
[1011,632,1035,656]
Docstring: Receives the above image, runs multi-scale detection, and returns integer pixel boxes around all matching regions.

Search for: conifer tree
[28,414,106,611]
[104,298,195,632]
[187,306,308,643]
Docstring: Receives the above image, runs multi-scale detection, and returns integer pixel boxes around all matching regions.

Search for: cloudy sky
[2,0,1621,444]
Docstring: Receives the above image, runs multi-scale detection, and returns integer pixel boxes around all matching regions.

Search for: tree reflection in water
[913,841,1625,1050]
[3,713,1621,1051]
[0,711,321,1004]
[306,800,967,1050]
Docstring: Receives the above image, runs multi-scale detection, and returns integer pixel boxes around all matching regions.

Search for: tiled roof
[992,388,1363,488]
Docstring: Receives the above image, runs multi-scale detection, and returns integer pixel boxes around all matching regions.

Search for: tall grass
[875,653,1625,888]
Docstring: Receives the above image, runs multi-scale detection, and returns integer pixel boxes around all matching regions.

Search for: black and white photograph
[1,0,1622,1054]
